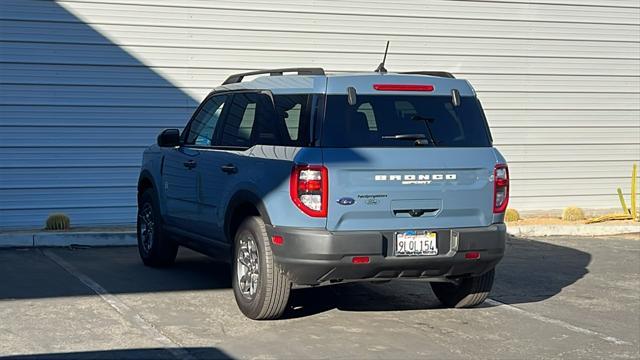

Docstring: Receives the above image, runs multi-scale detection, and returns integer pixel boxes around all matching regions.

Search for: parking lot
[1,235,638,359]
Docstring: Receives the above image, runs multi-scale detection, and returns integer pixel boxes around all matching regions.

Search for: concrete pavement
[0,235,638,359]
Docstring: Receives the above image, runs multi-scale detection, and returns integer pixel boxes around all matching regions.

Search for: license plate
[395,231,438,256]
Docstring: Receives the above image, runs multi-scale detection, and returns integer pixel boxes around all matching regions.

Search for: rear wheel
[232,216,291,320]
[431,269,495,308]
[137,189,178,267]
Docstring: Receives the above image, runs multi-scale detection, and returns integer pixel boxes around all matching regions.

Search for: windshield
[320,95,492,147]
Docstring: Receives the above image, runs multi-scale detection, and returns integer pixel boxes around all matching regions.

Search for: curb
[507,224,640,237]
[0,233,34,247]
[0,231,136,248]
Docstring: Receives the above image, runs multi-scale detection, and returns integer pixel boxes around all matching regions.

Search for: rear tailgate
[323,148,497,232]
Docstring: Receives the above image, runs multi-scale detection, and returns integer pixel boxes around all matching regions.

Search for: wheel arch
[137,170,158,202]
[224,190,272,243]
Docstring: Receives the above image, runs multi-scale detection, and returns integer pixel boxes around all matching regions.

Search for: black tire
[137,189,178,267]
[431,269,495,308]
[232,216,291,320]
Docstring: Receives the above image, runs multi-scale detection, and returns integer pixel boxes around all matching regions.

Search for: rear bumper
[267,224,506,286]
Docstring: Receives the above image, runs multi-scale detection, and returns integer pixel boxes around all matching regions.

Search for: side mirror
[157,129,181,147]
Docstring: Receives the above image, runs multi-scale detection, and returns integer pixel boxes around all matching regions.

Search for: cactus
[632,163,637,221]
[562,207,585,221]
[613,163,638,222]
[504,208,520,222]
[45,213,70,231]
[617,187,630,214]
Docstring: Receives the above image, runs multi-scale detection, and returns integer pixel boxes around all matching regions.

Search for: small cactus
[504,208,520,222]
[45,213,70,230]
[562,207,585,221]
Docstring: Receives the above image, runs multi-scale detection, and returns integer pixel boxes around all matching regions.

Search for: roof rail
[222,67,325,85]
[398,71,456,79]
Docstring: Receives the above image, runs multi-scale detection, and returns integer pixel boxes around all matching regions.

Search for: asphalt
[0,235,638,360]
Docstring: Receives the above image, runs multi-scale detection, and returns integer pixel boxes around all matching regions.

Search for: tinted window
[185,95,227,146]
[275,94,311,145]
[220,93,275,147]
[219,93,312,148]
[284,104,302,140]
[321,95,492,147]
[357,102,378,131]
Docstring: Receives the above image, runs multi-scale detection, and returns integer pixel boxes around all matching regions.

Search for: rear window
[320,95,492,147]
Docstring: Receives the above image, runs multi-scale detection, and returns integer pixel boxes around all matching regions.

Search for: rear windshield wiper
[411,114,440,146]
[381,133,433,147]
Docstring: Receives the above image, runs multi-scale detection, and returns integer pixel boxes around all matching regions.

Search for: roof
[212,68,475,96]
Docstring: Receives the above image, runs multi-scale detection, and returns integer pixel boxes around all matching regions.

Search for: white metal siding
[1,0,639,228]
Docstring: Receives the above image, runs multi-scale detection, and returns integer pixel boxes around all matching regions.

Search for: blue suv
[137,68,508,320]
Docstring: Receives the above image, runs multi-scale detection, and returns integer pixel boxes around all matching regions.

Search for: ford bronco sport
[137,68,508,320]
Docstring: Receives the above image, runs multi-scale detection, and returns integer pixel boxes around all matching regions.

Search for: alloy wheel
[139,202,154,253]
[236,233,260,299]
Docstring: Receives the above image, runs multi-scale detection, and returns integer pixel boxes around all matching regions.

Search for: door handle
[183,159,197,169]
[220,163,237,174]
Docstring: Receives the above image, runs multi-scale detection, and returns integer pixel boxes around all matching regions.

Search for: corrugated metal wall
[1,0,639,229]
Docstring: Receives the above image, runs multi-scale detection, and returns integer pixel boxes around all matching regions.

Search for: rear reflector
[465,251,480,260]
[352,256,370,264]
[373,84,434,92]
[272,235,284,246]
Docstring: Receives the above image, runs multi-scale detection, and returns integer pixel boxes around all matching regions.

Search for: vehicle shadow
[0,0,371,230]
[283,236,591,318]
[0,0,200,228]
[0,247,232,300]
[0,347,232,360]
[0,236,590,318]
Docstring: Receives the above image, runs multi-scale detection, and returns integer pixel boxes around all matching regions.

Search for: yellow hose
[585,213,633,224]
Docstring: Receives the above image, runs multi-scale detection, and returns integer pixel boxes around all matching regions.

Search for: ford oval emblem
[337,197,355,206]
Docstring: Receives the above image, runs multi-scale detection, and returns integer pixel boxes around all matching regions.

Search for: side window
[274,94,311,145]
[238,103,257,142]
[284,104,302,140]
[220,92,280,147]
[185,95,227,146]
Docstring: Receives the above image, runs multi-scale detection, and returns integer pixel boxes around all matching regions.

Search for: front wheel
[232,216,291,320]
[430,269,495,308]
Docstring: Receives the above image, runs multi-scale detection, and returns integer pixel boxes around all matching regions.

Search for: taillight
[493,164,509,213]
[290,165,328,217]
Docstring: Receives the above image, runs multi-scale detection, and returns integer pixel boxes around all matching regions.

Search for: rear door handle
[183,159,197,169]
[220,163,237,174]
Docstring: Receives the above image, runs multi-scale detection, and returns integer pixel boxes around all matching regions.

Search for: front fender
[137,157,166,219]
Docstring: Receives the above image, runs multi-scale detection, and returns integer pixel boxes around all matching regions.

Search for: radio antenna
[374,41,390,73]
